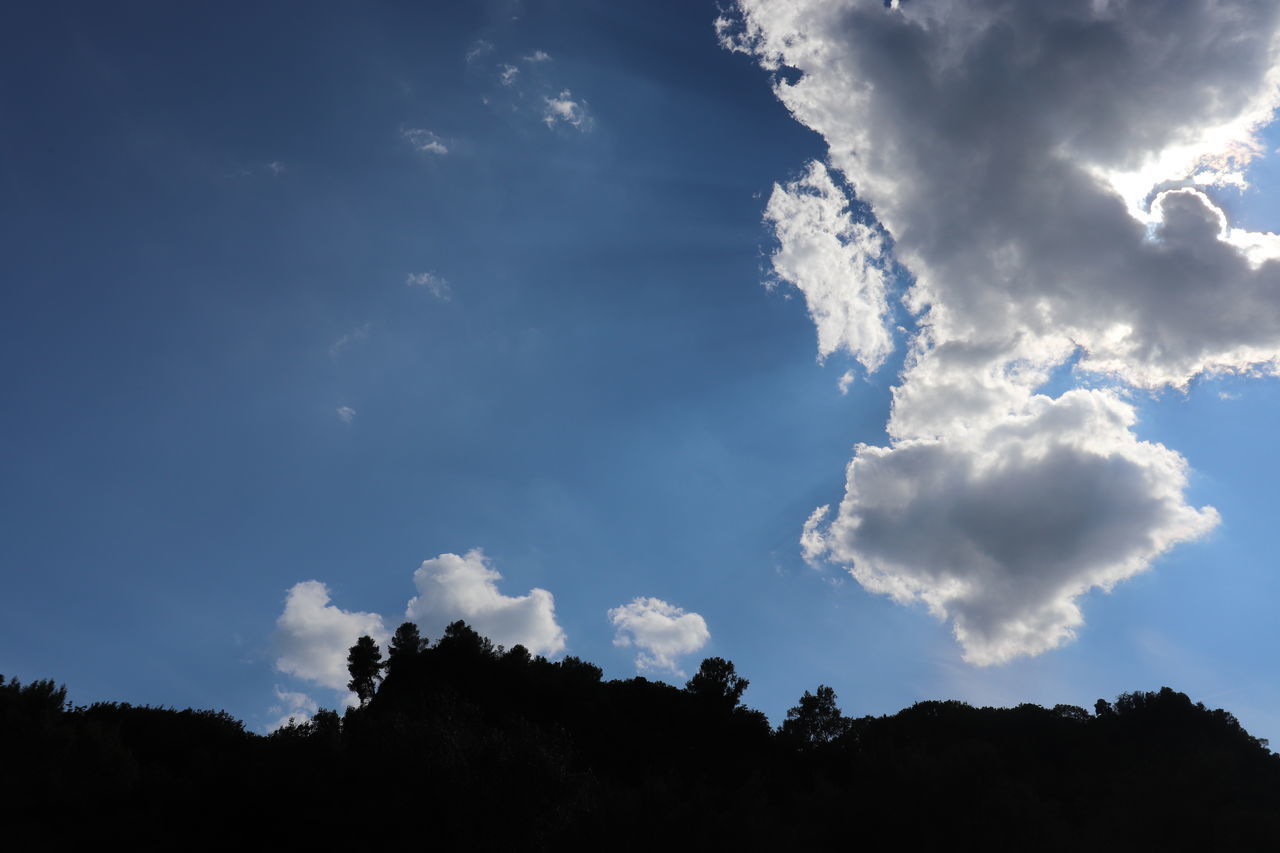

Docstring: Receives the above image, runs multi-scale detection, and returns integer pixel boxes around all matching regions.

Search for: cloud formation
[272,552,568,716]
[406,549,566,656]
[402,128,448,155]
[406,271,451,301]
[266,686,318,732]
[336,406,356,424]
[275,581,388,690]
[724,0,1280,662]
[329,322,370,359]
[764,161,894,370]
[608,597,710,674]
[466,40,494,63]
[543,90,589,130]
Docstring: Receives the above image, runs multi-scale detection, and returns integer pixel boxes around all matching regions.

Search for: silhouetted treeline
[5,623,1279,848]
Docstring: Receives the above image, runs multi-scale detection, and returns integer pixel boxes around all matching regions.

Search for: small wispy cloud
[402,128,448,155]
[466,39,494,63]
[336,407,356,423]
[406,271,451,301]
[236,160,287,178]
[543,89,589,130]
[837,370,855,395]
[524,50,552,63]
[329,322,371,359]
[500,64,520,86]
[800,505,830,568]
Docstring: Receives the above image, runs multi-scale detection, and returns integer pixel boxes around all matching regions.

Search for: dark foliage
[385,621,427,677]
[5,636,1279,848]
[346,634,383,706]
[780,684,850,747]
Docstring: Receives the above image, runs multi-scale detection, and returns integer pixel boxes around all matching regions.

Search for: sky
[3,0,1280,740]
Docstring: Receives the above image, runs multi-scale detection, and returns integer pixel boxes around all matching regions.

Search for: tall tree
[347,635,383,706]
[385,622,426,676]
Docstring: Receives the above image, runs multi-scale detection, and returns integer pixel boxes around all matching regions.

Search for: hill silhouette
[5,621,1278,847]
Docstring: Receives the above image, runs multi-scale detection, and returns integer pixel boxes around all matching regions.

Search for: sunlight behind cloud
[728,0,1280,662]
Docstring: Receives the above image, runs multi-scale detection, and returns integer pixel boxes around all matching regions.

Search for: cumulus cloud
[543,90,589,130]
[524,50,552,63]
[266,686,318,732]
[336,406,356,423]
[500,64,520,86]
[806,390,1218,664]
[726,0,1280,662]
[272,552,567,714]
[765,161,894,370]
[406,549,566,656]
[406,271,451,301]
[275,581,388,691]
[402,128,448,155]
[608,597,710,674]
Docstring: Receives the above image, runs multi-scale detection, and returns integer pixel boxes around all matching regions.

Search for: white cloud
[543,89,589,130]
[500,64,520,86]
[274,551,566,699]
[806,390,1218,664]
[524,50,552,63]
[405,549,566,656]
[266,686,318,733]
[336,406,356,424]
[406,271,451,301]
[725,0,1280,662]
[275,580,388,691]
[402,128,448,155]
[765,161,894,370]
[608,597,710,675]
[329,322,370,359]
[466,40,494,63]
[800,505,830,568]
[837,371,855,395]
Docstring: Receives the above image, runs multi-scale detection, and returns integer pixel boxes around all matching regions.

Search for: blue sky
[4,0,1280,740]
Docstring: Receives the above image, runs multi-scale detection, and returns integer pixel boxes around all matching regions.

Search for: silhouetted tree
[686,657,748,712]
[436,620,496,659]
[558,655,603,683]
[502,644,532,666]
[386,622,426,675]
[780,684,849,746]
[347,635,383,706]
[312,708,342,739]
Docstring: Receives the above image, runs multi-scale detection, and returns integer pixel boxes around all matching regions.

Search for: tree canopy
[781,684,849,746]
[685,656,749,712]
[346,635,383,706]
